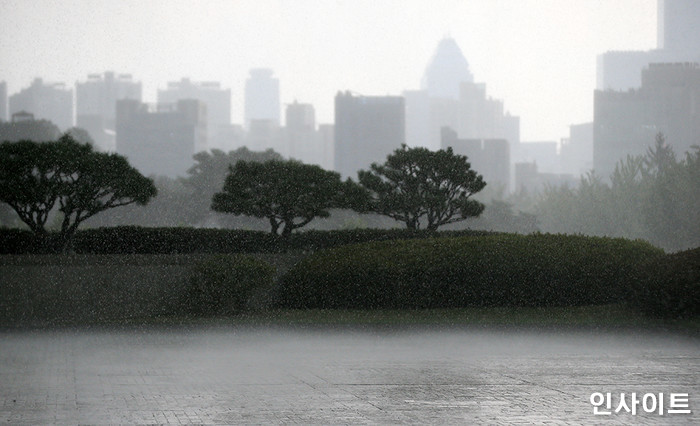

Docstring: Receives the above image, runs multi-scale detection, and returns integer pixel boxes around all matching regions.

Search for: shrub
[184,255,276,315]
[630,247,700,318]
[0,226,496,254]
[276,234,664,309]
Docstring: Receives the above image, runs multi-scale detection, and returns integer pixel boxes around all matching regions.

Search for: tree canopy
[0,135,156,250]
[212,159,357,236]
[357,145,486,230]
[535,133,700,251]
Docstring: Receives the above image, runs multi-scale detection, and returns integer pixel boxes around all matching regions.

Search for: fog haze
[0,0,657,141]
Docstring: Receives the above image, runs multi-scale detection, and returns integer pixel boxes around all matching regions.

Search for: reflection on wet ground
[1,326,698,424]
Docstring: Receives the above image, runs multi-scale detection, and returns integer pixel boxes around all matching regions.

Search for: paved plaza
[0,326,698,424]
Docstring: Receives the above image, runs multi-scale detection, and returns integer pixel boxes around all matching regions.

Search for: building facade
[594,62,700,178]
[76,71,142,151]
[334,92,405,179]
[0,81,7,122]
[244,69,280,130]
[441,127,510,191]
[116,99,207,178]
[597,0,700,91]
[157,78,232,151]
[9,78,73,131]
[405,37,520,191]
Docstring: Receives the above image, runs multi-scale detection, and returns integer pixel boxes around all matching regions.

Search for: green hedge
[0,226,496,254]
[276,234,664,309]
[630,247,700,318]
[183,255,276,315]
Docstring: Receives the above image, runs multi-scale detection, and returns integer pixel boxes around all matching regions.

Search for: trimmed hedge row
[275,234,664,309]
[630,247,700,318]
[0,226,496,254]
[183,255,277,315]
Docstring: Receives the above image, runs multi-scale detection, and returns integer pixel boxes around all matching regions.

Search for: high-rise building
[597,0,700,91]
[116,99,207,178]
[285,101,315,160]
[76,71,142,151]
[441,127,510,191]
[407,38,519,150]
[9,78,73,131]
[406,38,520,191]
[158,78,232,151]
[594,62,700,178]
[244,69,280,130]
[421,37,474,100]
[0,81,7,122]
[334,92,405,179]
[560,122,593,177]
[658,0,700,52]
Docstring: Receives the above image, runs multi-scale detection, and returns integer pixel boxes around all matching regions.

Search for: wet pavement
[0,326,698,424]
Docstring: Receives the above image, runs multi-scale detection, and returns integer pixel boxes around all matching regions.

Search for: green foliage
[65,127,96,147]
[358,145,486,230]
[184,255,276,315]
[183,147,283,226]
[213,159,360,236]
[0,135,157,251]
[630,247,700,318]
[82,147,283,228]
[536,134,700,251]
[0,227,496,254]
[276,234,663,309]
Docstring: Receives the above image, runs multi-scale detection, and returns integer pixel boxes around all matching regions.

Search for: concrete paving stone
[0,326,697,424]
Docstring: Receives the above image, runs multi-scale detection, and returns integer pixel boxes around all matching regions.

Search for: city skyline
[0,0,657,142]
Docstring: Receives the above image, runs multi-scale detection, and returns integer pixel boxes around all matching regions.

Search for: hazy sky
[0,0,657,142]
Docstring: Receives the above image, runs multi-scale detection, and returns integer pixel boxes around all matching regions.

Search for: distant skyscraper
[594,62,700,178]
[284,101,331,168]
[9,78,73,131]
[286,101,315,132]
[334,92,404,179]
[76,71,142,150]
[0,81,7,122]
[285,101,315,160]
[116,99,207,178]
[597,0,700,91]
[658,0,700,52]
[406,37,520,173]
[158,78,231,151]
[560,122,593,177]
[244,69,280,130]
[421,37,474,100]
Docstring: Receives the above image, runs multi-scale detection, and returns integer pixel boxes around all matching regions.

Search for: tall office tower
[9,78,73,131]
[334,92,405,179]
[597,0,700,91]
[244,69,280,130]
[658,0,700,52]
[594,62,700,178]
[421,37,473,100]
[285,101,314,159]
[285,101,329,167]
[116,99,207,178]
[158,78,231,151]
[406,37,520,189]
[76,71,142,151]
[0,81,7,122]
